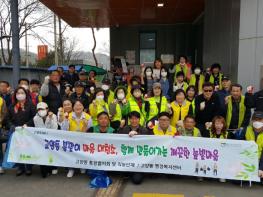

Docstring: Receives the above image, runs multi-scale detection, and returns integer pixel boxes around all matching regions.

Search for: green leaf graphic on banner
[48,155,54,164]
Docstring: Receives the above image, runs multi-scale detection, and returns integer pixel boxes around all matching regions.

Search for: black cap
[74,81,84,87]
[253,111,263,119]
[222,76,230,81]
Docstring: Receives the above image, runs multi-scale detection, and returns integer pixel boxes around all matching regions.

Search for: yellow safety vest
[210,131,228,139]
[209,73,223,90]
[128,97,146,126]
[0,97,3,127]
[107,90,115,106]
[147,96,168,121]
[245,126,263,159]
[89,101,109,126]
[153,124,177,136]
[170,100,191,127]
[189,74,205,94]
[175,64,189,80]
[110,102,122,122]
[226,96,246,129]
[68,112,91,132]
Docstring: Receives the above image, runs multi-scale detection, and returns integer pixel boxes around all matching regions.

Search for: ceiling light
[157,3,164,7]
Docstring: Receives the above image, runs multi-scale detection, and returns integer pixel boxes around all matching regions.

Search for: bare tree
[0,0,52,65]
[91,27,98,67]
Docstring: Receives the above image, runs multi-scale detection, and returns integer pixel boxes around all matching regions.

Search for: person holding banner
[57,99,73,127]
[33,102,58,178]
[153,112,177,136]
[178,115,200,137]
[87,112,114,134]
[241,111,263,182]
[5,87,36,176]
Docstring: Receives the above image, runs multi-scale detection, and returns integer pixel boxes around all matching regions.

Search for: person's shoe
[16,169,24,176]
[25,170,32,176]
[67,170,74,178]
[52,169,58,175]
[219,178,226,183]
[0,167,4,175]
[80,169,86,174]
[197,177,203,182]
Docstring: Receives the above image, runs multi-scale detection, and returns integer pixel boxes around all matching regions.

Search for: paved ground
[0,169,262,197]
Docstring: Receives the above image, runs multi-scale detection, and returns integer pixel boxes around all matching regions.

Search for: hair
[175,89,186,98]
[210,63,221,71]
[191,64,203,73]
[176,71,185,78]
[129,111,141,119]
[68,64,75,68]
[230,83,243,91]
[50,70,60,75]
[18,78,29,85]
[13,87,30,104]
[158,112,171,119]
[57,66,64,71]
[89,70,97,76]
[73,99,84,107]
[30,79,40,85]
[154,58,163,69]
[0,80,10,86]
[186,85,197,97]
[114,86,127,99]
[160,66,169,78]
[97,111,110,119]
[184,115,196,122]
[202,82,214,89]
[92,88,106,102]
[62,98,73,104]
[211,116,227,138]
[130,76,141,86]
[178,55,187,62]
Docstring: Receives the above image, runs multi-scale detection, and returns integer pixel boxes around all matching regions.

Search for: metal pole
[54,14,58,66]
[10,0,20,86]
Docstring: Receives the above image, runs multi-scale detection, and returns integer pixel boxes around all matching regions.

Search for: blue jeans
[0,129,13,167]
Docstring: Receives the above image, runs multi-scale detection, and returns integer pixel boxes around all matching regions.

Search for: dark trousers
[196,123,210,138]
[130,172,144,184]
[18,164,32,172]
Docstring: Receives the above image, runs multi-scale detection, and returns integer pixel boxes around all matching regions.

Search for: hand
[215,85,220,91]
[44,76,50,84]
[48,111,53,118]
[122,99,127,104]
[140,64,145,68]
[247,85,254,94]
[205,122,212,130]
[173,85,178,92]
[200,102,205,110]
[225,96,230,105]
[176,120,184,128]
[259,170,263,178]
[147,121,154,129]
[80,119,88,132]
[120,120,126,128]
[65,87,71,95]
[64,112,69,119]
[113,99,118,104]
[22,124,27,128]
[129,130,138,137]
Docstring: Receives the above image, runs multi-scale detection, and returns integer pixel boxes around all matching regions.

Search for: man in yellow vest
[153,112,177,136]
[241,111,263,181]
[207,63,224,90]
[225,84,251,130]
[178,115,201,137]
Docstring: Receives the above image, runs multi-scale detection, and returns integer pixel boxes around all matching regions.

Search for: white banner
[8,127,260,181]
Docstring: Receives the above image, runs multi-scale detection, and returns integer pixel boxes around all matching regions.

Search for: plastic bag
[87,170,112,188]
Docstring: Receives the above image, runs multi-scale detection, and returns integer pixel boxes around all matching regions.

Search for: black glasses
[204,89,213,92]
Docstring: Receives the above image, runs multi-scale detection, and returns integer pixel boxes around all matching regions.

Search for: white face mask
[253,121,263,129]
[16,93,26,101]
[38,110,47,117]
[146,71,152,77]
[96,95,104,100]
[161,72,167,77]
[117,93,125,100]
[101,84,109,91]
[194,68,201,75]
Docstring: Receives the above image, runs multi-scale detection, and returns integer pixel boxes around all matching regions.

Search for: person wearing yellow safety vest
[101,78,115,105]
[172,71,188,100]
[123,85,146,126]
[170,89,191,128]
[89,88,110,126]
[0,96,7,174]
[240,111,263,181]
[126,76,142,100]
[172,55,191,82]
[153,112,178,136]
[109,86,127,132]
[189,65,205,95]
[177,115,200,137]
[206,63,224,90]
[144,82,169,130]
[225,84,251,130]
[61,99,92,178]
[186,85,197,117]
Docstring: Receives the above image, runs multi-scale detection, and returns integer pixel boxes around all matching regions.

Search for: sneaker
[0,167,4,175]
[219,178,226,183]
[67,169,74,178]
[52,169,58,175]
[16,169,24,176]
[25,170,32,176]
[80,169,86,174]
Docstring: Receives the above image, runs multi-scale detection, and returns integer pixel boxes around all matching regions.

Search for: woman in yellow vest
[173,55,191,82]
[208,116,229,139]
[145,82,169,129]
[170,89,191,128]
[61,100,92,178]
[153,112,177,136]
[189,65,205,95]
[242,111,263,180]
[186,85,197,117]
[89,88,109,126]
[122,85,146,126]
[207,63,223,90]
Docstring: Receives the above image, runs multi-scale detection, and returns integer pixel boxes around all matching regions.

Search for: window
[139,32,156,64]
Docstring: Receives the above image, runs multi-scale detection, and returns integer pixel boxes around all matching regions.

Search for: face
[73,101,84,114]
[19,80,29,87]
[231,86,242,100]
[203,86,213,99]
[179,57,186,64]
[153,87,161,96]
[0,82,9,94]
[75,86,84,95]
[214,120,224,133]
[159,116,170,130]
[184,118,195,130]
[98,114,110,127]
[89,71,95,78]
[212,68,220,75]
[69,67,75,73]
[177,76,184,83]
[50,72,60,83]
[222,80,231,90]
[155,60,162,69]
[176,92,185,104]
[30,84,40,93]
[16,89,27,101]
[63,100,73,113]
[117,89,125,100]
[132,80,139,86]
[252,117,263,132]
[79,74,87,81]
[130,116,140,127]
[187,88,195,98]
[133,89,142,98]
[96,91,104,97]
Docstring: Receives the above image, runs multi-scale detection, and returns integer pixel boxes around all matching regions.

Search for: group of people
[0,57,263,185]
